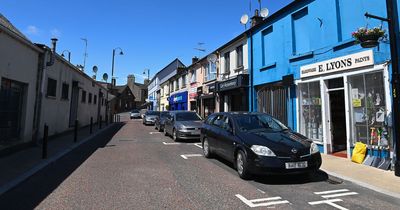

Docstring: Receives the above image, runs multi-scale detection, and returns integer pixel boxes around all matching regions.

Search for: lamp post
[61,50,71,62]
[111,47,124,87]
[143,68,150,80]
[365,0,400,176]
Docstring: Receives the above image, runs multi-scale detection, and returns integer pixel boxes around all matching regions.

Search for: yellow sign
[353,99,362,107]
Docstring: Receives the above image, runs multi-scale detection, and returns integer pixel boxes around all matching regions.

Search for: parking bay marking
[149,132,161,134]
[235,194,290,208]
[308,189,358,210]
[193,143,203,149]
[180,154,203,159]
[163,142,181,145]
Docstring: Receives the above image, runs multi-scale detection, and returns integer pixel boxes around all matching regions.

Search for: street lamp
[61,50,71,62]
[111,47,124,87]
[143,68,150,80]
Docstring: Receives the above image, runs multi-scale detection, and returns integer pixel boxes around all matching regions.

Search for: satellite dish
[260,8,269,18]
[240,14,249,25]
[103,73,108,81]
[207,54,217,63]
[92,65,98,73]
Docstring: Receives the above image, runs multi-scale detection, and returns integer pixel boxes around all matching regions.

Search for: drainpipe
[32,38,57,144]
[248,31,254,112]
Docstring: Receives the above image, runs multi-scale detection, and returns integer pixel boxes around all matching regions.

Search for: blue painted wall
[249,0,391,130]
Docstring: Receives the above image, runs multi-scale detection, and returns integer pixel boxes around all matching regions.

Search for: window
[292,8,310,55]
[182,75,186,88]
[262,26,274,66]
[175,79,179,91]
[61,83,69,100]
[224,52,230,74]
[88,93,92,104]
[212,115,224,128]
[236,45,243,68]
[298,82,322,142]
[348,72,388,147]
[190,70,197,84]
[82,90,86,103]
[94,95,97,104]
[46,78,57,97]
[205,62,216,81]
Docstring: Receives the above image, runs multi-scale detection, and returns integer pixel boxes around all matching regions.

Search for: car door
[164,113,173,134]
[207,115,225,155]
[218,115,236,162]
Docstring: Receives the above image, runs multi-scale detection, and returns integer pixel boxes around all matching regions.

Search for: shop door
[327,78,347,155]
[0,78,24,142]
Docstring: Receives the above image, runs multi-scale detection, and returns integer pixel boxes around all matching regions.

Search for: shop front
[297,50,392,163]
[188,83,198,111]
[217,74,249,112]
[198,83,217,118]
[168,91,188,111]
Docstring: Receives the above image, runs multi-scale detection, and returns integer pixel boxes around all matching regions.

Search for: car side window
[212,115,224,128]
[205,115,216,125]
[221,116,233,132]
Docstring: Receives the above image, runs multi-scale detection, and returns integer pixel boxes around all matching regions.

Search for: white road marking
[314,189,350,195]
[322,192,358,198]
[149,132,161,134]
[193,143,203,148]
[180,154,203,159]
[257,189,266,194]
[236,194,290,208]
[162,142,181,145]
[309,199,347,210]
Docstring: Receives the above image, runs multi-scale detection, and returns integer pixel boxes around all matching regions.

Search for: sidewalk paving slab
[321,154,400,199]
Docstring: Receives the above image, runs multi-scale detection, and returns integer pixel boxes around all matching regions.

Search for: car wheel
[202,138,212,158]
[163,127,168,136]
[172,128,179,142]
[236,150,251,179]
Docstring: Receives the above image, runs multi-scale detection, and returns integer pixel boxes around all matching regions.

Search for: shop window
[262,26,274,66]
[82,90,86,103]
[348,72,388,147]
[46,78,57,97]
[299,82,323,142]
[292,7,310,55]
[61,83,69,100]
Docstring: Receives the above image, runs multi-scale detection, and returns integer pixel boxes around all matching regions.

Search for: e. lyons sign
[300,50,374,78]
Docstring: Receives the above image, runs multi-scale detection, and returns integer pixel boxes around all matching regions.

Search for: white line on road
[193,143,203,149]
[314,189,349,195]
[321,192,358,198]
[309,199,347,210]
[236,194,290,208]
[180,154,203,159]
[257,189,266,194]
[149,132,161,134]
[162,142,181,145]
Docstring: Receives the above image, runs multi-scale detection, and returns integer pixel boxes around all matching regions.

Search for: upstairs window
[61,83,69,100]
[190,70,197,83]
[182,74,186,88]
[82,90,86,103]
[94,95,97,104]
[262,26,274,66]
[236,45,243,68]
[224,52,230,74]
[46,78,57,97]
[292,7,310,55]
[88,93,92,104]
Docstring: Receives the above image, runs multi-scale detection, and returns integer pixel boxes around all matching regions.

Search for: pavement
[0,120,119,195]
[0,114,399,203]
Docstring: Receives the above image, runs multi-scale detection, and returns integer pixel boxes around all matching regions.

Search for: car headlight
[250,145,276,157]
[310,143,320,154]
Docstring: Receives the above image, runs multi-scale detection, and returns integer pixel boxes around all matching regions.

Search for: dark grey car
[163,111,202,141]
[154,111,170,131]
[142,111,160,125]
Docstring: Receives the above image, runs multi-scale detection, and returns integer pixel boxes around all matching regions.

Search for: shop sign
[173,95,183,102]
[300,50,374,78]
[197,87,203,95]
[189,92,197,99]
[219,79,238,91]
[208,84,216,93]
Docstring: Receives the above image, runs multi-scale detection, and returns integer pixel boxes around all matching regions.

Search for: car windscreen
[175,112,201,121]
[234,114,288,132]
[131,110,139,113]
[160,112,169,117]
[145,111,159,115]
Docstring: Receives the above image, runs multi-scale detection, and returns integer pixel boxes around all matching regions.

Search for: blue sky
[1,0,292,85]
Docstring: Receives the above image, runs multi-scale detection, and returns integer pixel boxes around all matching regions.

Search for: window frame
[61,83,69,100]
[46,78,57,98]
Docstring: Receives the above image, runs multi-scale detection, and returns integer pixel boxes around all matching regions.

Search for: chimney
[192,56,199,64]
[251,9,263,27]
[127,74,135,91]
[46,38,58,66]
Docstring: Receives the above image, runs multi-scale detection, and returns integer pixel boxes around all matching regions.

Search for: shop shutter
[257,86,287,125]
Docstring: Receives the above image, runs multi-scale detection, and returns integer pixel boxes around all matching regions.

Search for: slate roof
[0,13,30,41]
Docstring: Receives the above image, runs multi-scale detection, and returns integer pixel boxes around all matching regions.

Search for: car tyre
[202,138,212,158]
[236,150,251,180]
[172,128,179,142]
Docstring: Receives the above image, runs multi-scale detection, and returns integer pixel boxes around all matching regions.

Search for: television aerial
[260,8,269,18]
[102,73,108,82]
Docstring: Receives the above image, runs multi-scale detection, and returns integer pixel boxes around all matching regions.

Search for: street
[0,113,399,209]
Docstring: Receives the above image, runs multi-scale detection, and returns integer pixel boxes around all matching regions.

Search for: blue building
[248,0,394,163]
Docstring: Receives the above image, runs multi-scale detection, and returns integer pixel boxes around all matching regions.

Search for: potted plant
[352,27,385,48]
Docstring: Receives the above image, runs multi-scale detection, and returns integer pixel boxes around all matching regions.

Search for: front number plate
[285,161,308,169]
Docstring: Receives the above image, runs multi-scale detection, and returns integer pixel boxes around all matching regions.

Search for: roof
[0,13,29,40]
[149,58,186,83]
[114,85,129,93]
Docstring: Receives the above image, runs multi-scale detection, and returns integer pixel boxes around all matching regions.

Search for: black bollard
[74,119,78,143]
[90,117,93,134]
[42,124,48,159]
[99,116,102,129]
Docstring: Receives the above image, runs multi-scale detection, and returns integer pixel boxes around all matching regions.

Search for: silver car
[143,111,160,125]
[130,110,140,119]
[163,111,203,141]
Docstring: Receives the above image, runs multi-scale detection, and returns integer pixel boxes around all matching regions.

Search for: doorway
[327,78,347,157]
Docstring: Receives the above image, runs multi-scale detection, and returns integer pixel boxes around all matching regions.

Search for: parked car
[130,109,140,119]
[200,112,322,179]
[163,111,202,141]
[154,111,170,131]
[142,111,160,125]
[139,109,148,119]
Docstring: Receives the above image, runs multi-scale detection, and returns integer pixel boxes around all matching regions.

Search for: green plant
[352,27,385,42]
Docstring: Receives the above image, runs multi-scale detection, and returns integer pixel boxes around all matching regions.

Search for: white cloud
[50,28,61,38]
[26,25,40,35]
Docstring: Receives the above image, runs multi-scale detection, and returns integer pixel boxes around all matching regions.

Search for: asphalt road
[1,113,399,209]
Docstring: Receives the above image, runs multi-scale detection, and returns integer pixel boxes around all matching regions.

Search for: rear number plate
[285,161,308,169]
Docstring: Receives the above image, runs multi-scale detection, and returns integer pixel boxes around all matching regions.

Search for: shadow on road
[0,123,125,210]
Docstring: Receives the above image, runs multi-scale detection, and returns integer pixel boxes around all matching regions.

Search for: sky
[1,0,292,85]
